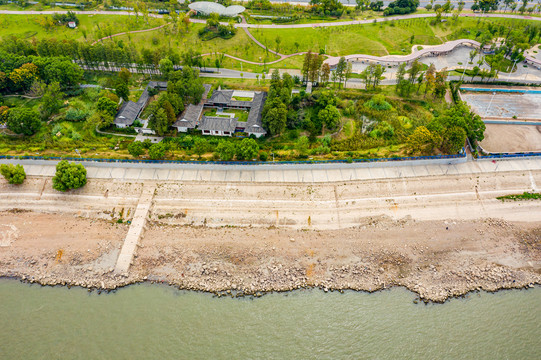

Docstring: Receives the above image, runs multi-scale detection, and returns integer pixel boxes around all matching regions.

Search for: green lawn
[251,18,443,56]
[251,17,541,57]
[204,108,249,122]
[124,23,280,63]
[0,14,163,42]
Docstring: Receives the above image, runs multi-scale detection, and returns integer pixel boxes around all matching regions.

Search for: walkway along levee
[114,184,155,274]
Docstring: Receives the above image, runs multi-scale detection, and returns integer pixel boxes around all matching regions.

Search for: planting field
[480,124,541,153]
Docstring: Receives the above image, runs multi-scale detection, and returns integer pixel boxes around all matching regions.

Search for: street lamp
[485,91,496,117]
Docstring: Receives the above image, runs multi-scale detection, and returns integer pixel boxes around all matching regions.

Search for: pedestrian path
[114,184,155,274]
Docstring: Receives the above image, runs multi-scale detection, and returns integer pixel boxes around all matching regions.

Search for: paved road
[1,10,539,29]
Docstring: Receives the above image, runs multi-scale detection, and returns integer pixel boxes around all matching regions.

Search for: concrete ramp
[115,184,155,274]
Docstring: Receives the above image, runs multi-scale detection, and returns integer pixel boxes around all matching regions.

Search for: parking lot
[462,92,541,120]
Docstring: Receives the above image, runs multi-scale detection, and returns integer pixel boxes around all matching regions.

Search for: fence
[477,152,541,160]
[0,152,466,167]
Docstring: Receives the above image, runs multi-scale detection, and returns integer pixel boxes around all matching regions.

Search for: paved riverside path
[114,184,155,274]
[1,10,540,28]
[2,157,541,183]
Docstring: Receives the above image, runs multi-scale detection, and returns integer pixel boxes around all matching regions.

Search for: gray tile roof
[202,84,212,100]
[173,103,204,129]
[205,89,267,136]
[244,92,267,135]
[209,90,233,105]
[198,116,237,132]
[115,100,141,126]
[115,81,167,126]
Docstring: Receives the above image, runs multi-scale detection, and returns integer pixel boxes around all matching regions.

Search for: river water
[0,279,539,359]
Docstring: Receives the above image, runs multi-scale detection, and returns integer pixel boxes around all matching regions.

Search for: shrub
[148,143,166,160]
[236,138,259,160]
[52,160,87,191]
[128,141,145,157]
[64,108,89,122]
[364,94,392,111]
[0,164,26,184]
[7,108,41,136]
[216,140,236,161]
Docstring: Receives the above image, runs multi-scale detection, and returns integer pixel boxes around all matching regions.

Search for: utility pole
[485,91,496,117]
[508,58,519,82]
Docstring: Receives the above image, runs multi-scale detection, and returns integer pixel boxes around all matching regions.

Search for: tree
[442,126,467,154]
[320,63,331,85]
[344,62,353,88]
[216,140,236,161]
[407,60,422,84]
[162,100,176,125]
[52,161,87,192]
[471,66,480,81]
[128,141,144,157]
[295,136,310,156]
[436,101,486,143]
[318,105,341,130]
[39,81,64,120]
[7,108,41,136]
[97,96,118,117]
[159,57,174,78]
[0,106,9,124]
[0,164,26,185]
[477,0,500,12]
[433,69,448,99]
[148,143,166,160]
[302,50,313,82]
[148,108,169,136]
[275,36,282,54]
[193,137,209,157]
[263,104,287,135]
[424,63,436,97]
[406,126,436,154]
[395,63,410,96]
[115,82,129,102]
[356,0,370,12]
[236,138,259,160]
[335,57,347,88]
[119,68,131,84]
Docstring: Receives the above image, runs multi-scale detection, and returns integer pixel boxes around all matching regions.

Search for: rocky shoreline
[1,212,540,303]
[2,268,540,304]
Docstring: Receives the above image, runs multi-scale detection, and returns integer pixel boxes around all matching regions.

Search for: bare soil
[481,124,541,153]
[1,211,540,302]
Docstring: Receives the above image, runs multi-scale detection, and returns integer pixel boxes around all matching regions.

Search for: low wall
[0,152,466,169]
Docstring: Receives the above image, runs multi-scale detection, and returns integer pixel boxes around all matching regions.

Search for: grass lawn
[202,54,304,73]
[204,108,249,122]
[251,18,442,56]
[251,17,540,57]
[0,14,163,42]
[124,23,280,63]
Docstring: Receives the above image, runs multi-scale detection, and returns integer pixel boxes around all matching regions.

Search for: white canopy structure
[188,2,245,16]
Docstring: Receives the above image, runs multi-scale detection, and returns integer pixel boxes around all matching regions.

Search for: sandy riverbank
[1,211,539,302]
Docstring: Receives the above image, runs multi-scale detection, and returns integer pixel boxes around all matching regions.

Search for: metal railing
[0,152,466,166]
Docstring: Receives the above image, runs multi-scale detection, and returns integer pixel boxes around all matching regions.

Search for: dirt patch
[0,212,127,287]
[481,124,541,153]
[1,211,539,303]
